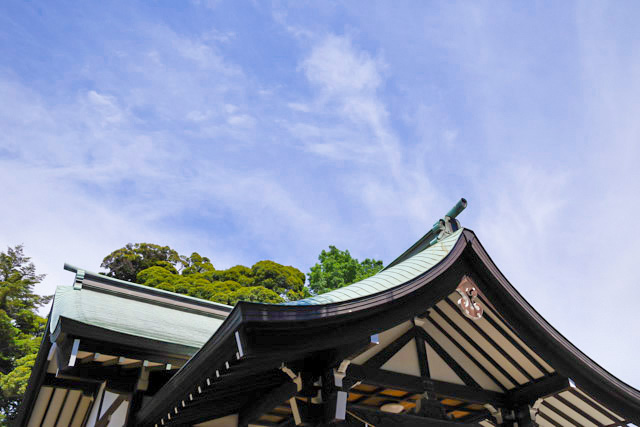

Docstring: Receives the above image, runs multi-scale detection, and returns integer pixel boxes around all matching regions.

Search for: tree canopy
[101,243,184,282]
[102,243,310,305]
[1,241,383,423]
[307,246,384,294]
[0,246,50,423]
[102,242,383,304]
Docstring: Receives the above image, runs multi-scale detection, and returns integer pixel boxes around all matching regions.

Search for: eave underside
[135,229,640,427]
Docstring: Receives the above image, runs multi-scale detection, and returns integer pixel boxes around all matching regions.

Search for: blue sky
[2,1,640,388]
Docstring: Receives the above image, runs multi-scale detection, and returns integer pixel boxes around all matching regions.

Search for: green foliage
[0,353,37,400]
[101,243,184,282]
[206,265,253,286]
[0,245,49,422]
[115,243,308,305]
[251,261,306,297]
[134,261,295,305]
[181,253,215,276]
[308,246,384,294]
[226,286,283,305]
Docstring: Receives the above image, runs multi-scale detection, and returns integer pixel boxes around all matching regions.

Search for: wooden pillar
[514,404,535,427]
[321,370,349,424]
[495,404,535,427]
[414,391,447,419]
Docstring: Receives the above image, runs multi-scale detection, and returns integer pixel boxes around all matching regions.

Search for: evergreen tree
[0,246,50,422]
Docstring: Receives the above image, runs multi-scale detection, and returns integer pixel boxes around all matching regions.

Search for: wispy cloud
[289,34,445,242]
[2,0,639,389]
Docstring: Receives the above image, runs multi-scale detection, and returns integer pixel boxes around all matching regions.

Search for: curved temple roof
[135,227,640,426]
[16,200,640,427]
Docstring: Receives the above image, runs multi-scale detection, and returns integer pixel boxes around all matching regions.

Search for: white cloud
[301,35,382,96]
[0,25,327,303]
[289,34,445,244]
[227,114,254,127]
[3,1,640,390]
[287,102,310,112]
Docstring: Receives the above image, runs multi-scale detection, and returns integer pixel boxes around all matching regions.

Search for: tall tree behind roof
[102,243,310,304]
[307,246,383,295]
[0,245,50,422]
[101,243,184,282]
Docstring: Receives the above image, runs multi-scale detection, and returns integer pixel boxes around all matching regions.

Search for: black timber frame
[135,229,640,426]
[14,315,198,426]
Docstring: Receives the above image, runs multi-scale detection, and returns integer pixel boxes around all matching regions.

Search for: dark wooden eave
[133,229,640,424]
[51,317,197,366]
[13,315,200,427]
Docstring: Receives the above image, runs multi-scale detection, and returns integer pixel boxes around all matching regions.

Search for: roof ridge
[63,263,233,312]
[383,198,467,270]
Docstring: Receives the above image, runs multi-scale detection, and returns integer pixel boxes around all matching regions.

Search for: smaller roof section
[51,265,232,350]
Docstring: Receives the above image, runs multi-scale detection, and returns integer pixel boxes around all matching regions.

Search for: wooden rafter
[421,315,506,392]
[363,328,414,369]
[443,298,534,384]
[413,321,430,378]
[431,305,519,387]
[477,298,551,375]
[414,326,481,389]
[95,394,129,427]
[238,381,297,427]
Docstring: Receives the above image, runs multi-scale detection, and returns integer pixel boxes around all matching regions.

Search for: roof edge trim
[63,263,233,317]
[463,229,640,422]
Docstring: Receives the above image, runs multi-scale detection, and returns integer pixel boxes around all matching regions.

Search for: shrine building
[15,199,640,426]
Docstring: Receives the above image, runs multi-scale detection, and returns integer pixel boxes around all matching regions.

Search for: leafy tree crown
[307,246,383,294]
[0,245,49,421]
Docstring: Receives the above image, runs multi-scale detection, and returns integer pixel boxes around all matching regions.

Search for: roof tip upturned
[384,197,468,271]
[286,198,469,306]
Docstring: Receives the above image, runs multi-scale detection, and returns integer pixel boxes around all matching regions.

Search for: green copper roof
[286,229,463,306]
[50,285,225,350]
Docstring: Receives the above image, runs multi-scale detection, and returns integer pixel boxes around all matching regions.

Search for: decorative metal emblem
[456,276,483,320]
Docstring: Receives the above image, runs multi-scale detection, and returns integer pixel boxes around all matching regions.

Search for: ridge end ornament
[456,276,483,320]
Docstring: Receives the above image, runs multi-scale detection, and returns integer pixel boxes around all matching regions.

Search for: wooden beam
[345,404,482,427]
[125,391,145,427]
[42,373,100,395]
[423,314,506,392]
[478,299,550,375]
[431,305,519,387]
[413,321,430,378]
[346,364,505,407]
[553,393,604,426]
[56,317,193,367]
[363,328,414,369]
[95,394,128,427]
[55,338,80,372]
[443,298,534,383]
[238,381,297,427]
[52,389,70,427]
[57,363,141,394]
[322,370,348,424]
[414,326,481,389]
[507,374,569,406]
